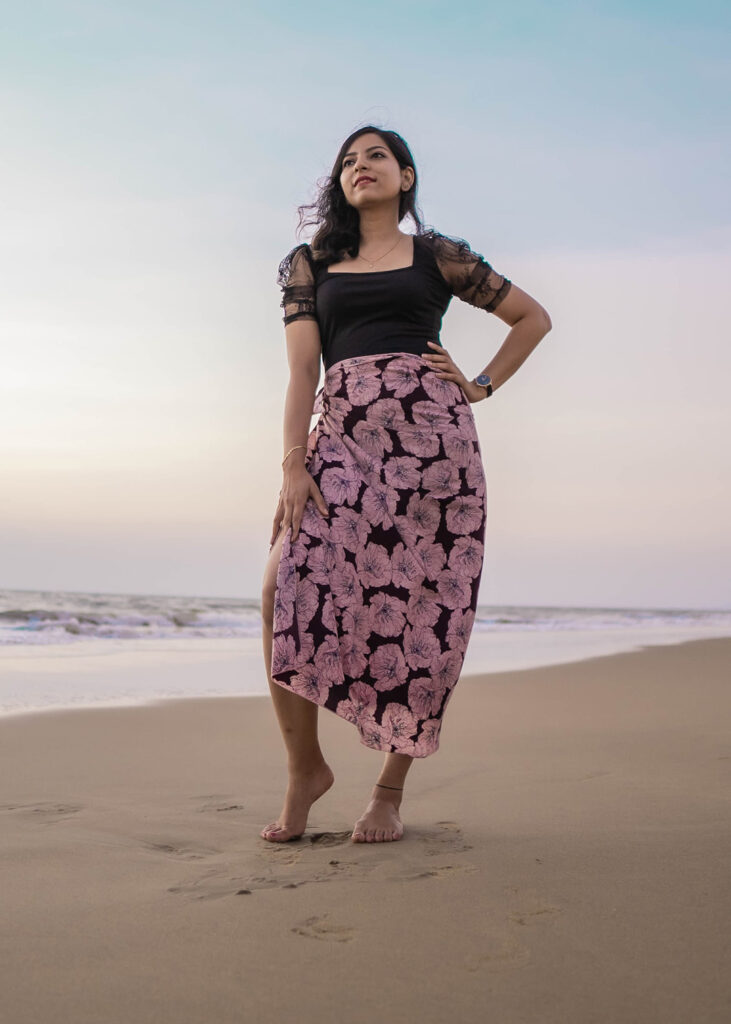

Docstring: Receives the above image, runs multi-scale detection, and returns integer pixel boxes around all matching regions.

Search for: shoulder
[276,242,316,287]
[417,228,485,264]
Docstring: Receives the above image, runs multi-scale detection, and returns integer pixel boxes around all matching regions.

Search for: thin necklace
[356,234,405,271]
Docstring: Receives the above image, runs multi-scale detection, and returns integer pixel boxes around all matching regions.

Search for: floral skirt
[270,351,486,758]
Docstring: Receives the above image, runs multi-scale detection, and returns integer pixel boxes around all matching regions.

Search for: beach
[1,636,730,1023]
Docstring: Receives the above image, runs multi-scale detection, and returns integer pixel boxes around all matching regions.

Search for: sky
[1,0,729,609]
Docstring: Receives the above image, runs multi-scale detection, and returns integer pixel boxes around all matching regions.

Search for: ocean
[1,588,729,716]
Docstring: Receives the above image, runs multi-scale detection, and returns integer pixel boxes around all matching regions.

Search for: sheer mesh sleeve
[428,230,512,313]
[276,243,318,325]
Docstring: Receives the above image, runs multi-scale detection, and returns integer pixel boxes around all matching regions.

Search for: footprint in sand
[307,830,353,847]
[191,795,246,813]
[397,863,478,881]
[0,802,83,821]
[421,820,473,856]
[465,934,532,973]
[292,914,356,943]
[141,838,220,861]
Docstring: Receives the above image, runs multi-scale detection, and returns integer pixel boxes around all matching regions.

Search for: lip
[355,177,376,187]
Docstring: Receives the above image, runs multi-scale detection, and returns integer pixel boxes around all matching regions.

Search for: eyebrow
[342,144,387,158]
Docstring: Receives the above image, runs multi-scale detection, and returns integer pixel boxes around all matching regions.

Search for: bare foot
[352,786,404,843]
[260,762,335,842]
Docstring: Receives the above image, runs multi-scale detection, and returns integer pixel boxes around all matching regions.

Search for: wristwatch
[473,373,493,398]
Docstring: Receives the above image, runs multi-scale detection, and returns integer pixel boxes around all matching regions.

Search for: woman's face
[338,132,413,209]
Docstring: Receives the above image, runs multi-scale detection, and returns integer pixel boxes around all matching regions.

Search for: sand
[1,637,730,1024]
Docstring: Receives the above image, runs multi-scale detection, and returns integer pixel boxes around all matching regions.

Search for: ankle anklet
[375,782,403,791]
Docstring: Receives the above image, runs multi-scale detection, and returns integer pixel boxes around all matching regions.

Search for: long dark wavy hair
[295,125,431,266]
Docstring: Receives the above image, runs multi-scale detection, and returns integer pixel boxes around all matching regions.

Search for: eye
[342,151,385,169]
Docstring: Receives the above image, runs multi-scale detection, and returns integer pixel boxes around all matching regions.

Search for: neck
[357,205,403,248]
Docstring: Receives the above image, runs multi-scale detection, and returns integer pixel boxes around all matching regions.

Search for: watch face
[475,374,491,386]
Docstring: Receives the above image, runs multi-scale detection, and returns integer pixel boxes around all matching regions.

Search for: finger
[312,489,330,517]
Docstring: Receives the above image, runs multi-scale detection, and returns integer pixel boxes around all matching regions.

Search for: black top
[276,229,512,372]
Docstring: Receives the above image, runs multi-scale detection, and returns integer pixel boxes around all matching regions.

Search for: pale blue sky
[1,1,729,607]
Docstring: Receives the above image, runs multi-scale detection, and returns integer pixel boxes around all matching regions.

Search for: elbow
[539,307,552,334]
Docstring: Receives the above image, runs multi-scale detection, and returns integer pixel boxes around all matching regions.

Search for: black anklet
[375,782,403,791]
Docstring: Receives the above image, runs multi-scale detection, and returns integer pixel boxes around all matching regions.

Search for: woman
[260,125,551,845]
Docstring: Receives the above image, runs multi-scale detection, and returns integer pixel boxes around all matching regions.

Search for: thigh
[261,523,287,626]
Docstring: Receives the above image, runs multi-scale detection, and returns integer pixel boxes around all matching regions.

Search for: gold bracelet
[282,444,307,467]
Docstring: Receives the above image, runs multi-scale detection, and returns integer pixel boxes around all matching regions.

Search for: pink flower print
[406,584,442,628]
[382,358,420,398]
[368,591,407,637]
[358,716,396,750]
[369,643,409,692]
[407,675,447,719]
[454,404,478,442]
[400,423,441,458]
[366,397,406,431]
[331,560,363,610]
[352,418,393,459]
[361,483,399,529]
[422,371,461,405]
[356,542,393,589]
[321,589,338,634]
[324,364,344,394]
[343,601,370,640]
[299,500,329,541]
[320,464,362,507]
[414,537,447,580]
[434,568,472,611]
[442,430,474,468]
[293,630,315,669]
[403,623,442,670]
[410,399,448,426]
[433,649,463,690]
[317,433,346,464]
[314,632,344,686]
[271,632,297,675]
[330,506,371,553]
[391,513,419,550]
[289,663,331,704]
[345,365,383,405]
[273,561,297,632]
[445,608,476,651]
[421,458,461,498]
[295,577,320,633]
[405,493,441,537]
[390,542,424,591]
[464,456,486,496]
[306,534,343,586]
[384,455,422,491]
[448,536,484,579]
[381,702,418,749]
[323,395,351,434]
[288,528,313,568]
[413,718,441,757]
[341,631,370,679]
[336,680,378,725]
[445,494,484,535]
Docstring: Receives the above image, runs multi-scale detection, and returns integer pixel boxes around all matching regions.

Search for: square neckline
[323,234,417,276]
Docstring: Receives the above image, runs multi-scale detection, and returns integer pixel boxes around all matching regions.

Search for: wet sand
[1,636,729,1023]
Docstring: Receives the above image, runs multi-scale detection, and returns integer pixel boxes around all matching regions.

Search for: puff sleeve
[431,232,512,313]
[276,243,318,325]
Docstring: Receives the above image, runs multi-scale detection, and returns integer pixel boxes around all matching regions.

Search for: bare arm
[422,281,552,402]
[270,319,330,545]
[476,283,552,395]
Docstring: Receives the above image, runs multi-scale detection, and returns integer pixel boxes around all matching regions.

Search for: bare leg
[260,527,334,842]
[352,751,414,843]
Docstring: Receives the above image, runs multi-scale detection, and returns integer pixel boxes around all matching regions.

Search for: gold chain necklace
[356,234,405,271]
